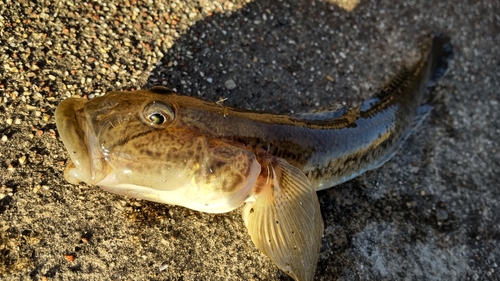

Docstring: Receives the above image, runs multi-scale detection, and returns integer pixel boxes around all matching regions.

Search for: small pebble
[65,254,76,262]
[436,206,449,221]
[159,262,168,271]
[224,79,236,90]
[18,155,27,165]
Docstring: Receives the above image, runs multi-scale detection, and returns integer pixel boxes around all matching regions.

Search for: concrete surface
[0,0,499,280]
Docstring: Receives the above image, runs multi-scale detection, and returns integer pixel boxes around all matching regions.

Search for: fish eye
[148,112,166,124]
[142,101,175,126]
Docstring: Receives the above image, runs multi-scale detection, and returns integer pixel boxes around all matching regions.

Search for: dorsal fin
[293,104,349,121]
[377,69,411,98]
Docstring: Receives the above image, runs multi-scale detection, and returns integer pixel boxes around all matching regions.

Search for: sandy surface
[1,0,499,280]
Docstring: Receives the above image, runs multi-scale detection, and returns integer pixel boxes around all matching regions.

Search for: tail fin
[428,33,454,86]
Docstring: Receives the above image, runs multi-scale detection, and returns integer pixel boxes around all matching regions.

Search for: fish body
[55,35,453,281]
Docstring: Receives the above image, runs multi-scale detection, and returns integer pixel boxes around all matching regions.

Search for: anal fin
[242,157,324,281]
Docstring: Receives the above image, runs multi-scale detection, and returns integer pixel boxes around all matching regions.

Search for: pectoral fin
[242,157,324,281]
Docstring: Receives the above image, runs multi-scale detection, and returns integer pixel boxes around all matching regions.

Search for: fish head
[55,88,260,213]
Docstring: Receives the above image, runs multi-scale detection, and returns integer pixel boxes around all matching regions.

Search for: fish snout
[55,97,109,185]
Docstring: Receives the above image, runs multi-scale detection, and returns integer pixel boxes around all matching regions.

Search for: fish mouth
[55,97,108,185]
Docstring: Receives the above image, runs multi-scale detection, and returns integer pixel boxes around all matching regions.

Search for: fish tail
[347,35,454,177]
[427,33,454,87]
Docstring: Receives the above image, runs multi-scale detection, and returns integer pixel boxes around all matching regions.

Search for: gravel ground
[1,0,499,280]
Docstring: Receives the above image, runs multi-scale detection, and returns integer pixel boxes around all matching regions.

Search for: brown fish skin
[88,32,448,191]
[55,34,453,281]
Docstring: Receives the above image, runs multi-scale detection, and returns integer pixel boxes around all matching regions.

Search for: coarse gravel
[1,0,499,280]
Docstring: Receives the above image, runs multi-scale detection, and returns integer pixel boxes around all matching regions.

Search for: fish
[55,34,453,281]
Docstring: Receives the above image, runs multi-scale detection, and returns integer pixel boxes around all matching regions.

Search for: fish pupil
[149,113,165,124]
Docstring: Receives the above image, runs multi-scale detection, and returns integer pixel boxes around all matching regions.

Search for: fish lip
[55,97,107,185]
